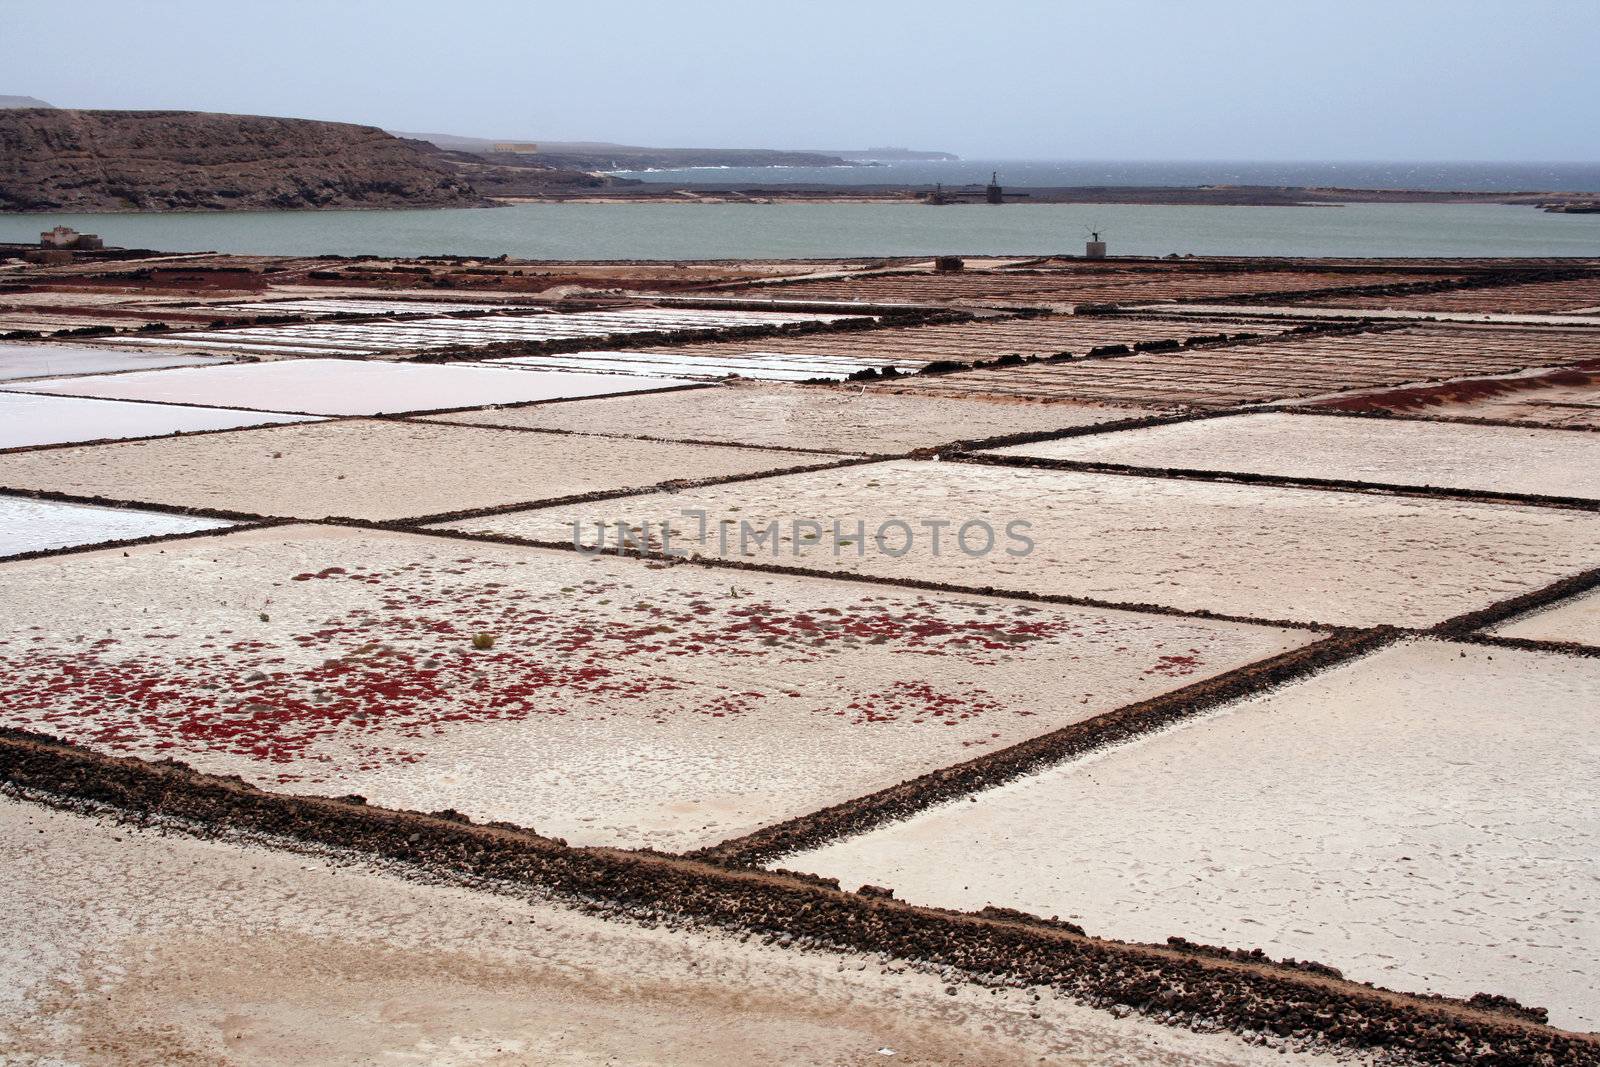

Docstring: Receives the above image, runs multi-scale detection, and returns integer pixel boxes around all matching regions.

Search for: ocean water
[2,201,1598,260]
[610,159,1600,192]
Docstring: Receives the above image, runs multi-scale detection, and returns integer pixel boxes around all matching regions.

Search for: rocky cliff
[0,109,486,212]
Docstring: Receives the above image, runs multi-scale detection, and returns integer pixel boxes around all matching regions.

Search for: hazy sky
[5,0,1597,160]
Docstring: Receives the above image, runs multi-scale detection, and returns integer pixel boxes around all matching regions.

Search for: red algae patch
[0,524,1310,849]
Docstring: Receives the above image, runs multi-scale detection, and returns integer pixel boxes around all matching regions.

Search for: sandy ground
[0,343,229,382]
[782,639,1600,1031]
[0,799,1323,1067]
[1,359,695,416]
[0,495,232,558]
[0,392,319,450]
[435,460,1600,627]
[0,524,1309,850]
[423,381,1159,453]
[0,419,822,522]
[1492,587,1600,647]
[983,412,1600,499]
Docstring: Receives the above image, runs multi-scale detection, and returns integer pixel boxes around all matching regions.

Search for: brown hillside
[0,109,486,212]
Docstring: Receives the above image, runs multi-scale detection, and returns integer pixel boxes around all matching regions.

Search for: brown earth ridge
[0,109,485,212]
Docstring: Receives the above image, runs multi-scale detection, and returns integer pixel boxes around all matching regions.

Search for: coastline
[7,185,1600,216]
[489,185,1600,209]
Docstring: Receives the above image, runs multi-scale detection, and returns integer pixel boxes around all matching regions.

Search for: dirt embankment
[0,109,487,212]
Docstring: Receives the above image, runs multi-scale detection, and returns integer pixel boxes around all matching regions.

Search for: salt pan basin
[0,495,232,558]
[0,419,824,522]
[425,381,1158,453]
[0,392,317,450]
[0,799,1313,1067]
[0,358,695,416]
[782,639,1600,1030]
[0,343,229,382]
[433,461,1600,627]
[1491,587,1600,648]
[983,411,1600,500]
[0,525,1311,850]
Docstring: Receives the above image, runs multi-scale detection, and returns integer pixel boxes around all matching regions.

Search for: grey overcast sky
[5,0,1597,160]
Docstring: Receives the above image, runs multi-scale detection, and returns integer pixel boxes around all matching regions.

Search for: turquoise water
[2,202,1598,260]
